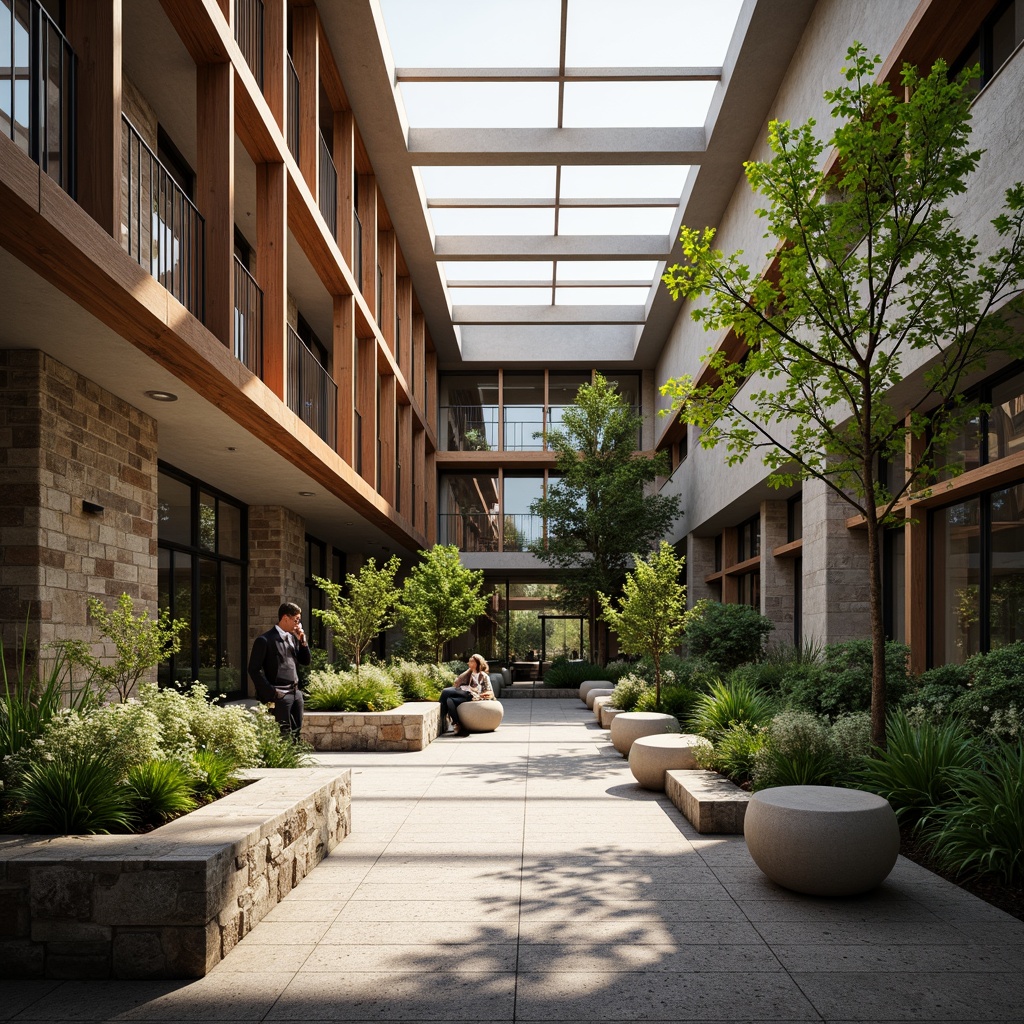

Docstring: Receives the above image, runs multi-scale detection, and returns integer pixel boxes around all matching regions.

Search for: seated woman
[438,654,495,736]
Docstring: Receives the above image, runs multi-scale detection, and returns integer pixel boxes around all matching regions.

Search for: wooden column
[380,373,397,503]
[425,346,437,428]
[357,175,377,314]
[412,311,425,403]
[257,161,286,398]
[425,446,437,544]
[397,276,413,378]
[197,62,234,341]
[335,110,354,270]
[333,295,355,464]
[263,0,286,129]
[379,230,396,348]
[292,5,319,191]
[413,426,425,531]
[398,402,413,517]
[905,425,928,674]
[357,337,376,486]
[721,528,739,603]
[66,0,122,237]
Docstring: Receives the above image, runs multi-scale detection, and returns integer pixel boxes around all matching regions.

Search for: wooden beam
[263,0,286,129]
[335,110,355,275]
[292,5,319,192]
[357,336,377,486]
[397,276,413,380]
[379,229,396,351]
[380,373,397,503]
[333,294,355,464]
[398,402,413,519]
[357,174,377,316]
[257,160,286,398]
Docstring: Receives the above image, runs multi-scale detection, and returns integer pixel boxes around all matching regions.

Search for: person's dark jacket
[247,627,311,703]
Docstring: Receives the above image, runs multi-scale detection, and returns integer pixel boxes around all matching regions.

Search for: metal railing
[286,54,299,159]
[122,114,205,319]
[441,405,498,452]
[318,132,337,237]
[438,511,499,553]
[287,326,337,446]
[353,207,363,288]
[503,407,546,451]
[502,513,544,551]
[1,0,75,194]
[545,404,642,448]
[234,0,264,89]
[233,255,263,376]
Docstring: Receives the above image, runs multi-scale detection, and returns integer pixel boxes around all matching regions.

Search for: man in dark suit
[248,601,312,738]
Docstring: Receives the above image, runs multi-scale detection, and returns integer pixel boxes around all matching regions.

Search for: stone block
[665,769,750,834]
[29,865,93,920]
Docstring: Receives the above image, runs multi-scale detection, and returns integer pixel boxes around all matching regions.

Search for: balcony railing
[318,132,337,237]
[502,513,544,551]
[441,405,498,452]
[286,54,299,159]
[438,511,499,553]
[234,0,264,89]
[504,406,546,451]
[287,326,337,447]
[547,404,642,447]
[1,0,75,194]
[233,255,263,376]
[122,114,204,319]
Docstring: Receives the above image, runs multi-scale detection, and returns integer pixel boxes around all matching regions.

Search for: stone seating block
[665,769,750,834]
[743,785,900,896]
[609,711,680,755]
[579,680,613,702]
[592,694,614,719]
[599,705,624,729]
[585,687,615,709]
[457,700,504,733]
[628,733,704,791]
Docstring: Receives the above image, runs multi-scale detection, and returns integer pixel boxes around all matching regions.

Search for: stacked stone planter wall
[0,767,351,980]
[302,702,440,751]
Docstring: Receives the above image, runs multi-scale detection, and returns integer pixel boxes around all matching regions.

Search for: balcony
[233,255,263,376]
[504,406,545,451]
[441,405,498,452]
[1,0,75,195]
[438,511,499,553]
[286,54,299,159]
[234,0,264,89]
[318,132,337,237]
[287,325,337,447]
[122,114,204,319]
[502,513,544,552]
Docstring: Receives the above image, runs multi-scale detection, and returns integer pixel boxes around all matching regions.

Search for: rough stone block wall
[248,505,306,642]
[686,534,718,607]
[0,350,158,655]
[303,702,440,752]
[760,499,793,639]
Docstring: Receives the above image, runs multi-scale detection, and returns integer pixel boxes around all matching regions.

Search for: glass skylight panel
[429,208,555,235]
[442,261,554,283]
[556,260,660,282]
[450,287,552,306]
[562,81,716,129]
[380,0,561,67]
[558,207,675,236]
[559,164,690,199]
[565,0,742,67]
[399,83,558,129]
[556,287,651,306]
[419,166,556,200]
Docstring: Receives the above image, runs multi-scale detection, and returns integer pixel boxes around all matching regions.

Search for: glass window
[158,472,192,547]
[937,411,984,481]
[219,502,242,559]
[988,368,1024,463]
[737,515,760,562]
[440,374,499,452]
[884,527,906,643]
[439,473,501,552]
[503,475,545,550]
[989,483,1024,649]
[788,494,803,543]
[199,491,217,551]
[931,497,982,664]
[738,572,760,609]
[547,374,591,440]
[502,374,545,451]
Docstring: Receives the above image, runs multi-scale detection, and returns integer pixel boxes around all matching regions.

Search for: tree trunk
[865,512,887,749]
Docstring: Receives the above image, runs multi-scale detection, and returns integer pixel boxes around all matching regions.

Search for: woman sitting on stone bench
[439,654,495,736]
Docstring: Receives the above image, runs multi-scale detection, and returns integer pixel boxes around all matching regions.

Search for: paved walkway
[5,698,1024,1022]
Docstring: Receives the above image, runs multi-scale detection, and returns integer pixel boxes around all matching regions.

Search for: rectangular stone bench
[0,767,350,980]
[302,701,439,751]
[665,769,751,834]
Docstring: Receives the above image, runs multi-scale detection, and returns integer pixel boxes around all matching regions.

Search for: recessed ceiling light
[227,446,237,452]
[298,491,315,497]
[144,390,178,402]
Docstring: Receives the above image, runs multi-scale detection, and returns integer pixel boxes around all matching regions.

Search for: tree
[63,593,187,701]
[530,373,682,663]
[398,544,488,664]
[598,541,687,708]
[312,555,401,675]
[660,44,1024,747]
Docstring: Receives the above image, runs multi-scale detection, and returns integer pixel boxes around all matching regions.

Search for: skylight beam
[448,279,652,288]
[437,235,672,259]
[396,66,722,82]
[451,305,647,325]
[427,198,681,208]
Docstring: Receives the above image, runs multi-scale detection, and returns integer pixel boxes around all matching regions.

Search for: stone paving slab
[7,697,1024,1023]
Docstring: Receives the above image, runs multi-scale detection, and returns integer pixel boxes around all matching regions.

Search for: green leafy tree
[63,594,188,701]
[312,555,401,675]
[598,541,687,708]
[530,373,682,663]
[661,45,1024,747]
[398,544,487,664]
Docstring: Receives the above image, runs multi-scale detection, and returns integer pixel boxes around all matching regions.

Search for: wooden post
[263,0,286,129]
[380,373,397,502]
[905,424,928,674]
[357,337,376,485]
[379,230,396,349]
[336,110,354,268]
[333,294,355,463]
[292,5,319,192]
[257,161,286,398]
[357,175,377,315]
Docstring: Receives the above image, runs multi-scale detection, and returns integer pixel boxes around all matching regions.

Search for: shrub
[697,723,767,784]
[125,759,196,827]
[752,711,838,790]
[829,712,873,768]
[444,660,470,677]
[903,661,971,718]
[683,600,774,672]
[8,751,135,834]
[608,672,651,712]
[854,711,980,823]
[689,678,775,739]
[781,639,910,719]
[190,748,242,800]
[635,682,699,724]
[305,665,404,712]
[388,660,443,702]
[922,739,1024,885]
[251,707,314,768]
[543,661,615,688]
[948,643,1024,735]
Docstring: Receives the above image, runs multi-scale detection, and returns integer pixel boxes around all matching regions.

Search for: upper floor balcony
[287,325,337,447]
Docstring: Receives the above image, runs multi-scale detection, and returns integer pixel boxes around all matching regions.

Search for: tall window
[953,0,1024,92]
[158,465,246,696]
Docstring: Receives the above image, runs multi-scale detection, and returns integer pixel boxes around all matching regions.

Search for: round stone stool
[610,711,680,755]
[456,700,504,734]
[579,680,612,702]
[585,687,615,709]
[599,705,624,729]
[744,785,900,896]
[628,733,703,790]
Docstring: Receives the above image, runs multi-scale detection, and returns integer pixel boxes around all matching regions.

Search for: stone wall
[0,350,158,655]
[303,702,440,751]
[0,767,351,980]
[247,505,307,640]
